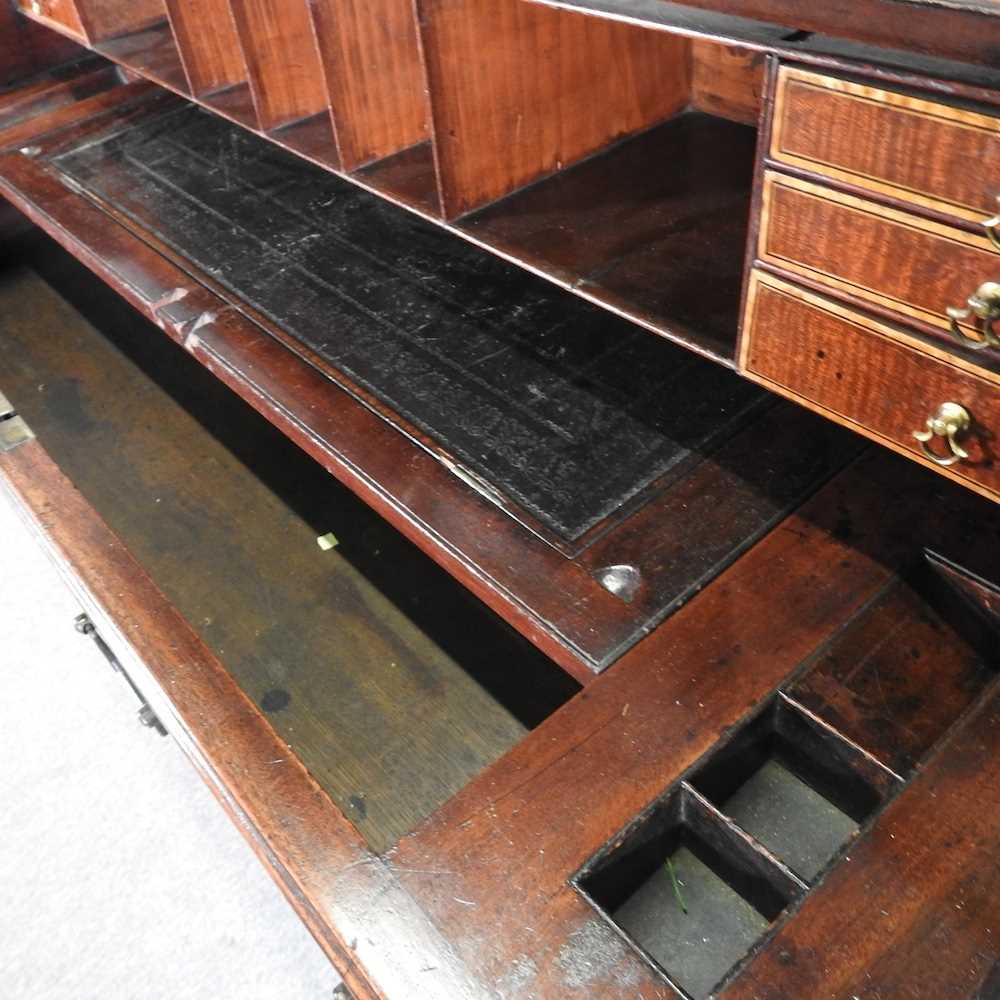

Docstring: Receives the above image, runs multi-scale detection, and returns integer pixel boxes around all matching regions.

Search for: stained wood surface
[723,685,1000,1000]
[759,173,1000,345]
[460,111,756,363]
[526,0,1000,67]
[1,2,83,81]
[690,38,765,124]
[743,273,1000,502]
[0,233,580,852]
[418,0,692,217]
[229,0,329,130]
[165,0,246,95]
[393,450,1000,997]
[309,0,429,170]
[0,96,863,677]
[74,0,165,42]
[772,66,1000,225]
[788,562,998,775]
[96,20,188,93]
[15,0,85,39]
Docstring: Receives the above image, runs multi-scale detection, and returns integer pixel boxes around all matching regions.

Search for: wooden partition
[165,0,246,98]
[309,0,430,172]
[228,0,328,133]
[416,0,692,218]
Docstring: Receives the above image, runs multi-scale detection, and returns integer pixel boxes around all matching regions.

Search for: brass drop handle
[983,196,1000,252]
[913,402,972,467]
[947,281,1000,350]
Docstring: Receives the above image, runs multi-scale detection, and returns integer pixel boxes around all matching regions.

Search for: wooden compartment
[416,1,767,363]
[227,0,337,164]
[0,228,582,853]
[308,0,430,175]
[742,272,1000,502]
[14,0,86,41]
[771,65,1000,226]
[580,785,801,999]
[758,172,1000,345]
[690,697,896,881]
[164,0,254,124]
[789,551,1000,775]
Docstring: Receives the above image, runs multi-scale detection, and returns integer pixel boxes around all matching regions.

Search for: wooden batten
[309,0,431,172]
[416,0,693,219]
[165,0,247,97]
[228,0,330,132]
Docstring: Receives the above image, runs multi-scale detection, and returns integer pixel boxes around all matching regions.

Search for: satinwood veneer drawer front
[742,273,1000,503]
[771,66,1000,227]
[759,172,1000,344]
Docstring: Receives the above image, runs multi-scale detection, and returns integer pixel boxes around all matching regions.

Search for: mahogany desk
[0,1,998,996]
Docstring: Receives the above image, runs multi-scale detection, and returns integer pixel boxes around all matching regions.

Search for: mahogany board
[50,103,767,543]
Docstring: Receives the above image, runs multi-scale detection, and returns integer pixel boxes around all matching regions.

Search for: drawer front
[16,0,85,38]
[742,272,1000,501]
[772,67,1000,226]
[759,172,1000,341]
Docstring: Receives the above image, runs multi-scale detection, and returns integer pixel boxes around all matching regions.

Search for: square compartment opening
[690,698,891,882]
[580,787,797,999]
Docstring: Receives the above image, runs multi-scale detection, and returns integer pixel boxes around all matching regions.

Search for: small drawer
[759,172,1000,344]
[16,0,86,40]
[741,272,1000,503]
[771,66,1000,228]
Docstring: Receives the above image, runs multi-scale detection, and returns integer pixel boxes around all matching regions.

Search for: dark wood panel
[418,0,692,217]
[394,450,1000,998]
[309,0,429,170]
[461,112,757,364]
[96,19,188,93]
[1,3,84,81]
[229,0,330,131]
[14,0,85,39]
[743,274,1000,502]
[722,684,1000,1000]
[165,0,246,96]
[788,558,998,775]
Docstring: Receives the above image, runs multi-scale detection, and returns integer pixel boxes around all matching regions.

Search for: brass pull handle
[983,196,1000,252]
[947,280,1000,350]
[913,402,972,467]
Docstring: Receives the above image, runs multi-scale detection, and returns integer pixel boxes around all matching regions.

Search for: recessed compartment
[789,552,1000,775]
[578,695,898,996]
[416,0,767,363]
[0,230,582,853]
[691,697,896,881]
[580,785,801,999]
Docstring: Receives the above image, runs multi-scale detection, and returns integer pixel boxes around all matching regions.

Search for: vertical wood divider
[308,0,430,172]
[227,0,329,131]
[165,0,247,97]
[416,0,693,219]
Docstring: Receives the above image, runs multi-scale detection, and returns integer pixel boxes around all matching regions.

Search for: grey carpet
[0,494,341,1000]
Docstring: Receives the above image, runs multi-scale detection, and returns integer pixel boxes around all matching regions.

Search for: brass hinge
[0,389,34,453]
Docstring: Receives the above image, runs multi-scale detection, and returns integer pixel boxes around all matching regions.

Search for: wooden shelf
[96,20,188,93]
[459,113,756,365]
